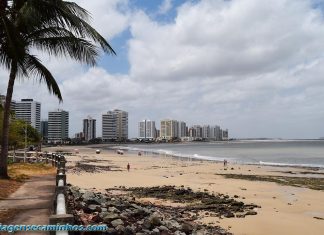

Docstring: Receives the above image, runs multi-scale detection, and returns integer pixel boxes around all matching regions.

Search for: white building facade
[15,99,41,132]
[160,119,179,139]
[102,109,128,141]
[138,120,156,139]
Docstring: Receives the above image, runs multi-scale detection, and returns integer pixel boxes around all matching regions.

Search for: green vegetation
[7,120,40,150]
[0,109,40,150]
[0,0,115,178]
[217,174,324,191]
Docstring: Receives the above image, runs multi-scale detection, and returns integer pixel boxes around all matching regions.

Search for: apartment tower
[83,116,96,141]
[102,109,128,141]
[15,99,41,132]
[48,109,69,143]
[138,119,156,139]
[160,119,179,139]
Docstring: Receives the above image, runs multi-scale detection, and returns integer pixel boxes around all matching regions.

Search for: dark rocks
[82,191,96,203]
[111,218,124,227]
[84,204,101,213]
[151,228,160,235]
[164,220,181,230]
[106,227,118,235]
[224,212,235,218]
[174,231,186,235]
[181,222,194,233]
[142,219,152,229]
[149,212,163,226]
[91,212,102,223]
[75,201,86,210]
[103,213,120,223]
[67,185,258,235]
[245,210,257,216]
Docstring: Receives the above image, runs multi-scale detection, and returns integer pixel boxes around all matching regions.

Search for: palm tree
[0,0,115,178]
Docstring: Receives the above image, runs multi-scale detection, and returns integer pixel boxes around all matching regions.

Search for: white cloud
[74,0,130,40]
[2,0,324,138]
[124,0,324,138]
[158,0,173,14]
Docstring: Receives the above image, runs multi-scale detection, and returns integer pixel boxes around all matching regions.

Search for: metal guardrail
[9,152,74,234]
[48,154,73,235]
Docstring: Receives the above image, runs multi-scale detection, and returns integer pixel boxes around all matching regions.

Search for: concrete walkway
[0,174,56,235]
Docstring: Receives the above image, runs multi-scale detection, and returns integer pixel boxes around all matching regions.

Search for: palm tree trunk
[0,61,17,179]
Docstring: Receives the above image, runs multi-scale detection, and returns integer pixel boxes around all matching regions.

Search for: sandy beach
[45,145,324,235]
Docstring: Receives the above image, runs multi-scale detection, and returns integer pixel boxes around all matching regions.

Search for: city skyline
[1,0,323,139]
[2,94,231,140]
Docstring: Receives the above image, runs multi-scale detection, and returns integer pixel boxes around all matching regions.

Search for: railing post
[49,153,73,235]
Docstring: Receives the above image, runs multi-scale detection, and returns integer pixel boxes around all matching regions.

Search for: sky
[1,0,324,139]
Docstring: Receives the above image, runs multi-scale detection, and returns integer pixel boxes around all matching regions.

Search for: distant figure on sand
[127,163,130,172]
[224,159,228,167]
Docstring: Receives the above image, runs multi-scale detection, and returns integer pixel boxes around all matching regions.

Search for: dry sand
[45,145,324,235]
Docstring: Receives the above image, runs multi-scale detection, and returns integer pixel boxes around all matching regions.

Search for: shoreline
[45,145,324,235]
[100,145,324,170]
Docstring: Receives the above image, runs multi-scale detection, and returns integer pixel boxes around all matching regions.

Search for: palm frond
[17,0,116,55]
[0,15,26,60]
[24,54,62,101]
[63,1,90,20]
[32,36,99,65]
[27,26,74,41]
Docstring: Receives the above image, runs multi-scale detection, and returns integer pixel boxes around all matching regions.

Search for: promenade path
[0,174,56,235]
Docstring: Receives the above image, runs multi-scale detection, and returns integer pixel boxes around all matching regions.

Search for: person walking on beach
[224,159,227,167]
[127,163,130,172]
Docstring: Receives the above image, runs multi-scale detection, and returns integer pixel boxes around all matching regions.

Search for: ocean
[111,140,324,168]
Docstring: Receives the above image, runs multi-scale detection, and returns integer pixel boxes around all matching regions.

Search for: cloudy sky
[1,0,324,139]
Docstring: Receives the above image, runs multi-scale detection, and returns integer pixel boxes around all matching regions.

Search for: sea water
[111,140,324,168]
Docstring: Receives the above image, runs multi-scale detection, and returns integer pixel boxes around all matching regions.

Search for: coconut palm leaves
[0,0,115,178]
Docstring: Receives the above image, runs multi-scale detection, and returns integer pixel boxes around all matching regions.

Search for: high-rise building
[193,125,202,138]
[102,111,116,141]
[48,109,69,143]
[221,129,229,140]
[189,127,196,137]
[138,119,156,139]
[74,132,84,140]
[210,125,221,140]
[156,129,160,138]
[202,125,210,139]
[83,116,96,141]
[40,120,48,141]
[15,99,41,132]
[160,119,179,139]
[178,121,187,137]
[102,109,128,141]
[115,110,128,140]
